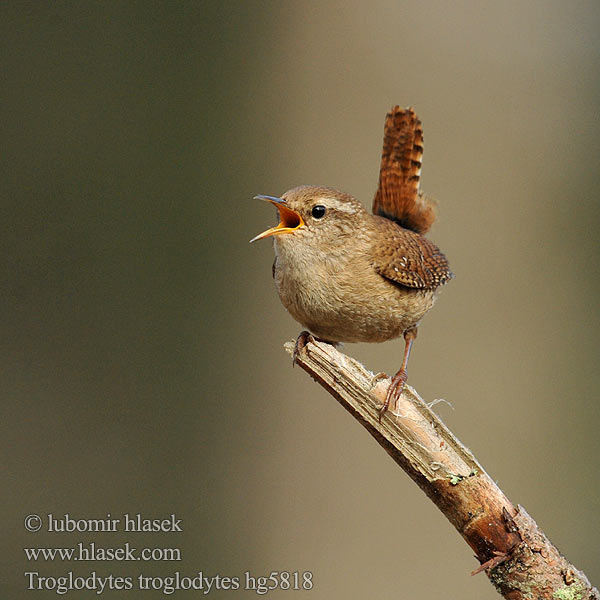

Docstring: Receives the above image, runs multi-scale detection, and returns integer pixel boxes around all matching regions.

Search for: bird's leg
[379,327,418,420]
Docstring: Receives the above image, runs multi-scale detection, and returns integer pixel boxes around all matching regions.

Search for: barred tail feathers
[372,106,436,235]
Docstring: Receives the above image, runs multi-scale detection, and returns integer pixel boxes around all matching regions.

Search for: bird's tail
[372,106,437,235]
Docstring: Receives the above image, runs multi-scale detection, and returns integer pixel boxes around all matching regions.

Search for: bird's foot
[371,372,389,386]
[292,331,315,366]
[378,369,408,422]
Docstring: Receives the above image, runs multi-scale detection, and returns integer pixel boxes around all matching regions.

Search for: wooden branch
[285,338,598,600]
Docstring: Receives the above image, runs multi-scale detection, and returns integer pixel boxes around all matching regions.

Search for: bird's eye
[311,205,326,219]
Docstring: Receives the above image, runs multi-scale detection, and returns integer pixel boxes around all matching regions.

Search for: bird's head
[250,185,368,251]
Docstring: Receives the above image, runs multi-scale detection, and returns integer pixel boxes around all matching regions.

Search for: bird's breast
[272,239,434,344]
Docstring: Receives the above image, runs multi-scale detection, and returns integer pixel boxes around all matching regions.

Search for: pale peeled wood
[285,338,598,600]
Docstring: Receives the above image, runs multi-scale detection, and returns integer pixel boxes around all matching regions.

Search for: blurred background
[2,1,598,598]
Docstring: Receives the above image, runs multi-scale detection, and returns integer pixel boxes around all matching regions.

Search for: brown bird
[251,107,452,416]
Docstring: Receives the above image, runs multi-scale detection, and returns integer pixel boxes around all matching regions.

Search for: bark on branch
[285,337,598,600]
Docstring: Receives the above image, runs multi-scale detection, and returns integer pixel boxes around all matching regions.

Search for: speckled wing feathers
[372,106,436,235]
[371,217,453,289]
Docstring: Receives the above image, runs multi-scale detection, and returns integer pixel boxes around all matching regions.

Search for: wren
[251,107,452,416]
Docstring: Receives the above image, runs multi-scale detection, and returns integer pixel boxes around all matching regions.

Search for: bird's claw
[292,331,314,366]
[378,369,408,422]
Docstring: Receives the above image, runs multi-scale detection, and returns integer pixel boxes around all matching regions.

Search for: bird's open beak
[249,195,305,243]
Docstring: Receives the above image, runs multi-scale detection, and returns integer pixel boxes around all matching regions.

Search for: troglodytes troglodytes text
[250,107,453,416]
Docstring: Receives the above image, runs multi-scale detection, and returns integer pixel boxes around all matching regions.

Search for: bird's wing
[371,216,453,289]
[372,106,436,235]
